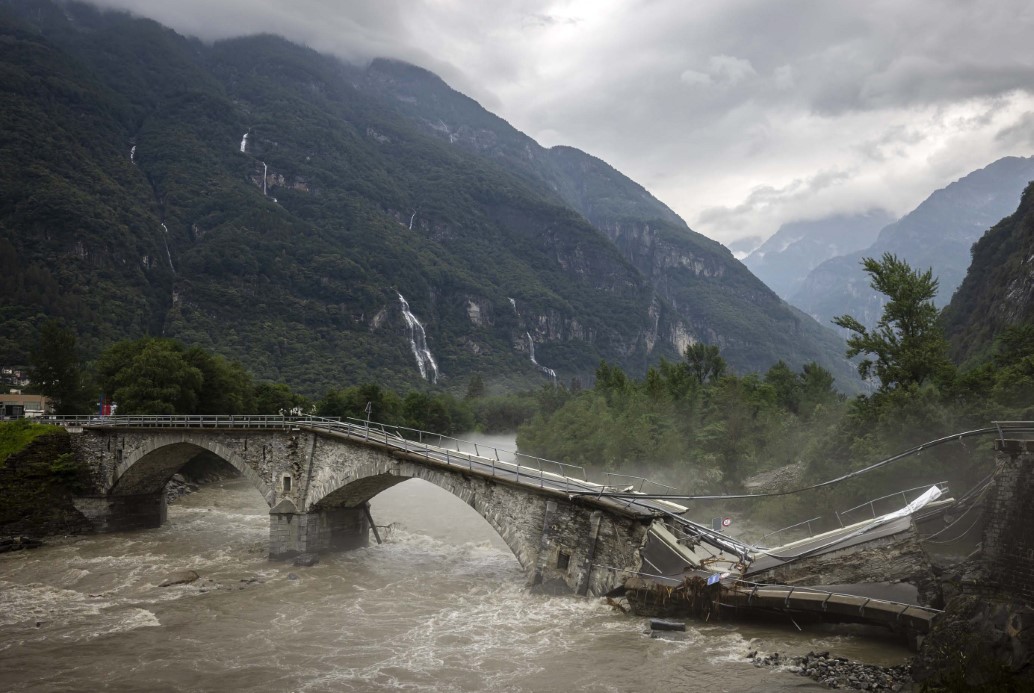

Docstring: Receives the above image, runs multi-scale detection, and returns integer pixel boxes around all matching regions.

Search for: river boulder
[158,570,200,587]
[293,553,320,567]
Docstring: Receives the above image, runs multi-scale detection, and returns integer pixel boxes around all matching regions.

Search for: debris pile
[748,650,912,691]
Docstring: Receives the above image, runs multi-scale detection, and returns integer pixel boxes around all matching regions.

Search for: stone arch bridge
[62,415,698,597]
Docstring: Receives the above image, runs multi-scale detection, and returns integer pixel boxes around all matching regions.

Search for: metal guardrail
[336,416,589,483]
[729,579,943,616]
[759,516,823,544]
[602,472,677,495]
[835,481,949,528]
[43,414,303,429]
[758,481,951,544]
[43,414,613,500]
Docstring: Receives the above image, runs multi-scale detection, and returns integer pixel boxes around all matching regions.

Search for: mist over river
[1,441,912,692]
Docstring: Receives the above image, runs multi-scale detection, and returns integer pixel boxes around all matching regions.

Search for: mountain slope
[943,182,1034,362]
[359,59,860,387]
[743,210,894,300]
[0,1,858,394]
[0,6,176,360]
[792,157,1034,330]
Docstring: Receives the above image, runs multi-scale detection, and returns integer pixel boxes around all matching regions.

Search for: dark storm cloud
[88,0,1034,243]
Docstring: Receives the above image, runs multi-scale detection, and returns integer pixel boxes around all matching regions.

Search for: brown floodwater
[0,470,913,692]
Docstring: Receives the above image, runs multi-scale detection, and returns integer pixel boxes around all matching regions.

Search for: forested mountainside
[792,156,1034,330]
[361,61,857,385]
[0,0,857,395]
[743,210,894,301]
[943,182,1034,362]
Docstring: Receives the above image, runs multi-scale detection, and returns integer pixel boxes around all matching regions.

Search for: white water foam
[160,222,175,272]
[526,332,557,380]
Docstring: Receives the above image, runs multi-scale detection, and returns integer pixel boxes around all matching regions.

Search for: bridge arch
[309,455,538,570]
[112,434,274,505]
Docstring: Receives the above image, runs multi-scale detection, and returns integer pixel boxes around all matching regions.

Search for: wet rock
[164,474,200,503]
[913,594,1034,689]
[158,569,200,587]
[287,572,300,580]
[747,650,912,692]
[293,553,320,567]
[0,536,44,552]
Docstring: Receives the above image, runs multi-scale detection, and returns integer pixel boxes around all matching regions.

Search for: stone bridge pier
[68,425,650,596]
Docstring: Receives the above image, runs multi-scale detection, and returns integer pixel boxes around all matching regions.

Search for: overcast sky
[92,0,1034,247]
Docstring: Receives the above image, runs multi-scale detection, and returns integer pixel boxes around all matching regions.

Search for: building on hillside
[0,367,31,389]
[0,391,51,419]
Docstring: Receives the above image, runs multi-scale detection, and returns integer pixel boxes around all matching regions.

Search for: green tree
[764,360,801,414]
[684,343,726,385]
[254,382,310,415]
[96,339,204,414]
[185,347,254,414]
[318,384,403,423]
[798,361,840,418]
[465,374,485,400]
[30,320,92,415]
[833,253,954,391]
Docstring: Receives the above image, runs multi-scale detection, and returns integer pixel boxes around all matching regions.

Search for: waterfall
[397,292,439,383]
[527,332,556,380]
[508,297,517,313]
[262,162,268,196]
[130,145,136,162]
[409,212,416,230]
[160,223,175,273]
[240,133,248,153]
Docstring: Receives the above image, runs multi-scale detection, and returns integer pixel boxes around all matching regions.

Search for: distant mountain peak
[743,209,894,300]
[791,156,1034,330]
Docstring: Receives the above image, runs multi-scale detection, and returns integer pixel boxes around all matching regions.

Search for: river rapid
[1,457,913,692]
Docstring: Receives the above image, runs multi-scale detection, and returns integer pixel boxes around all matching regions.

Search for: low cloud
[681,55,757,88]
[86,0,1034,244]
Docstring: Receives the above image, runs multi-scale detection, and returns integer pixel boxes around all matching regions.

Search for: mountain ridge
[0,0,859,394]
[744,209,895,300]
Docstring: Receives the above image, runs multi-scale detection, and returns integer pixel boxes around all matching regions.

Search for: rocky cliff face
[943,182,1034,361]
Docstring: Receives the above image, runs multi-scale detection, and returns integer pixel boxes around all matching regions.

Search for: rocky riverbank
[0,535,44,553]
[748,650,912,691]
[164,453,242,503]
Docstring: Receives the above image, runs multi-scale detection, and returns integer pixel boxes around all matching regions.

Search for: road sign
[722,517,732,528]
